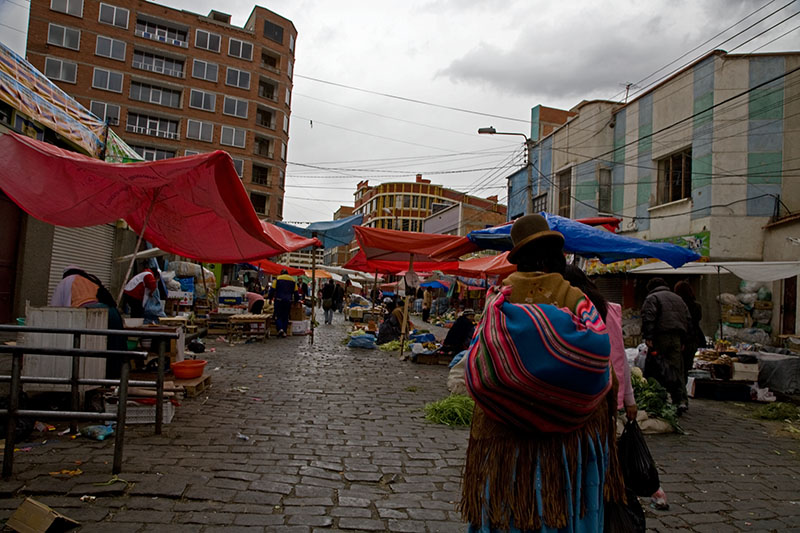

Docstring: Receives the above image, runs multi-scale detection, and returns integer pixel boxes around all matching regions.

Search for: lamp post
[478,126,534,215]
[382,207,399,231]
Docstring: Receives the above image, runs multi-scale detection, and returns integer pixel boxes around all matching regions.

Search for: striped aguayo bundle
[465,285,611,433]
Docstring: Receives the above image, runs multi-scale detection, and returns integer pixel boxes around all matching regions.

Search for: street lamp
[382,207,399,230]
[478,126,534,215]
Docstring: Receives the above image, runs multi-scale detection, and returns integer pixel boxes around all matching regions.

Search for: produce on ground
[378,339,412,352]
[631,370,680,430]
[424,394,475,426]
[753,402,799,421]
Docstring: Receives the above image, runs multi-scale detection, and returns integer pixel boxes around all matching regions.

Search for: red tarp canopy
[441,252,515,279]
[250,259,304,276]
[344,249,458,275]
[0,133,320,262]
[354,226,465,263]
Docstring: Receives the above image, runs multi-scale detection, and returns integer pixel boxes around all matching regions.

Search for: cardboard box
[290,302,305,321]
[168,290,194,305]
[290,320,310,335]
[6,497,80,532]
[733,362,759,382]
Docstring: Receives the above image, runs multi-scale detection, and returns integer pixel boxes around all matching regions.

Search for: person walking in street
[460,214,624,532]
[674,280,705,387]
[321,279,335,325]
[641,277,692,413]
[122,268,159,318]
[269,269,298,337]
[422,287,432,323]
[333,282,345,314]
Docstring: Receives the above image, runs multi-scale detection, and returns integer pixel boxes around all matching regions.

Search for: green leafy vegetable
[632,372,681,430]
[424,394,474,426]
[753,402,799,421]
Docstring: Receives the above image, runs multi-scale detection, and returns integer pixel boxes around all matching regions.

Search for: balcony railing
[134,29,188,48]
[260,62,280,75]
[126,124,179,140]
[132,60,183,79]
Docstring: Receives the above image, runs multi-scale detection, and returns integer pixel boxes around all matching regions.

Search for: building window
[221,126,246,148]
[133,50,183,78]
[250,192,269,216]
[264,20,283,44]
[130,145,175,161]
[254,137,272,157]
[89,101,120,125]
[44,57,77,83]
[532,193,547,213]
[557,168,571,218]
[228,38,253,60]
[285,87,291,106]
[261,50,279,71]
[252,164,270,186]
[135,19,188,46]
[232,158,244,177]
[280,142,286,161]
[186,119,213,142]
[184,149,200,156]
[195,29,221,52]
[277,197,283,218]
[130,81,180,108]
[126,113,179,139]
[225,67,250,89]
[192,59,218,82]
[50,0,82,17]
[597,168,612,213]
[223,96,248,118]
[289,34,295,53]
[283,114,289,133]
[258,79,278,101]
[657,148,692,205]
[256,107,274,128]
[98,3,128,28]
[95,35,126,61]
[47,24,80,50]
[287,59,293,79]
[92,67,123,92]
[189,89,216,112]
[279,170,285,189]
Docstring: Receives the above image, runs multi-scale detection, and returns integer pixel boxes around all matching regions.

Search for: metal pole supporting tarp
[399,254,414,361]
[311,239,317,344]
[116,191,159,306]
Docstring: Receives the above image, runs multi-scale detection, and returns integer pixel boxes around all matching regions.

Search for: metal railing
[0,325,179,479]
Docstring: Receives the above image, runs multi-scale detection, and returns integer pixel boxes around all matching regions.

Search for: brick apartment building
[26,0,296,220]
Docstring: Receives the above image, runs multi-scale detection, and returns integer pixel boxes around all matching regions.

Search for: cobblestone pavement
[0,313,798,532]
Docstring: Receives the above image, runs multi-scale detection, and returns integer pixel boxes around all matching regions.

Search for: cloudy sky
[2,0,799,224]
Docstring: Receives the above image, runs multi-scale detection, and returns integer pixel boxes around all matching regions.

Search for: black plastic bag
[604,488,646,532]
[618,420,660,497]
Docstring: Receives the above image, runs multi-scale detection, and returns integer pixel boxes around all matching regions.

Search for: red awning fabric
[354,226,466,263]
[251,259,304,276]
[0,133,320,262]
[344,249,458,275]
[441,252,515,279]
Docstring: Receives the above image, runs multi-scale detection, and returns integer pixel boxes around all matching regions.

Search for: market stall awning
[630,260,800,282]
[276,213,363,249]
[441,252,515,279]
[250,259,305,276]
[354,226,466,262]
[307,269,333,279]
[420,280,451,290]
[431,213,699,268]
[0,133,321,263]
[343,249,458,275]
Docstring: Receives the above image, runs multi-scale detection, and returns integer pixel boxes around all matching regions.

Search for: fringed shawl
[461,273,625,531]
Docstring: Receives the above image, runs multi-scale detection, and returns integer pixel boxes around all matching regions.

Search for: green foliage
[632,373,680,430]
[424,394,474,426]
[378,339,412,352]
[753,402,799,421]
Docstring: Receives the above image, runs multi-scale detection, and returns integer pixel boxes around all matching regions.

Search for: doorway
[783,276,797,335]
[0,193,21,324]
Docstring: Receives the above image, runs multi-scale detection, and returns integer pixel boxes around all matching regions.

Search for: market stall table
[228,314,272,343]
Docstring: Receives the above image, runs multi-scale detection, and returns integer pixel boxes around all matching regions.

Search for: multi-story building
[323,205,354,266]
[354,174,507,232]
[507,50,800,336]
[422,201,507,236]
[280,248,322,271]
[26,0,296,220]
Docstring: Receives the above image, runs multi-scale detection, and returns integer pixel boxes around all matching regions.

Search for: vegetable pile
[378,339,412,352]
[631,369,680,430]
[424,394,475,426]
[753,402,799,421]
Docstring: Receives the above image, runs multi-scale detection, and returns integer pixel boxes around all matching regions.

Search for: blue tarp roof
[275,214,363,249]
[466,212,700,268]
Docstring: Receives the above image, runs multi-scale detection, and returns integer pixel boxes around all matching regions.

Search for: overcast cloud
[1,0,799,224]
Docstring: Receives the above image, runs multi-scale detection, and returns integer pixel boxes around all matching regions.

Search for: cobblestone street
[0,313,798,532]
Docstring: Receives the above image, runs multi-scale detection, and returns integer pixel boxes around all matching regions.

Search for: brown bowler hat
[507,214,564,264]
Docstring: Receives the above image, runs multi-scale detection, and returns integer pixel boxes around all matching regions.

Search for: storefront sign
[651,230,710,257]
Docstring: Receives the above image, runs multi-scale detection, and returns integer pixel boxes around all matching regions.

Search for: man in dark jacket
[268,270,298,337]
[641,277,692,412]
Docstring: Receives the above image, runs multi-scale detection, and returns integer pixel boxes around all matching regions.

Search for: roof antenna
[620,82,640,103]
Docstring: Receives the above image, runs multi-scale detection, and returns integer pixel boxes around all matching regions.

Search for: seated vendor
[441,309,476,354]
[377,299,412,345]
[246,291,265,314]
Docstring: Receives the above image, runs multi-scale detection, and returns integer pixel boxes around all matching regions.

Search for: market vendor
[268,269,298,337]
[441,308,476,354]
[377,299,412,345]
[122,268,160,318]
[246,291,265,314]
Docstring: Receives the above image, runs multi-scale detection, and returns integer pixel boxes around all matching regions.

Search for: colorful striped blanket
[465,285,611,433]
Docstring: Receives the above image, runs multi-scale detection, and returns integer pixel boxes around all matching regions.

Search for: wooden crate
[173,374,211,397]
[414,353,452,365]
[21,306,107,393]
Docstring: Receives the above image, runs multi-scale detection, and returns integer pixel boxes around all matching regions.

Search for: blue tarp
[465,212,700,268]
[275,214,363,249]
[420,280,449,290]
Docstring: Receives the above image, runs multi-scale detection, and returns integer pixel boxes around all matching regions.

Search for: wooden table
[228,314,272,343]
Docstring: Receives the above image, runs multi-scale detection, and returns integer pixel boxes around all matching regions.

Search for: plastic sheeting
[276,213,364,249]
[354,226,466,263]
[0,41,105,157]
[248,259,305,276]
[432,213,700,268]
[343,249,458,275]
[0,133,320,262]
